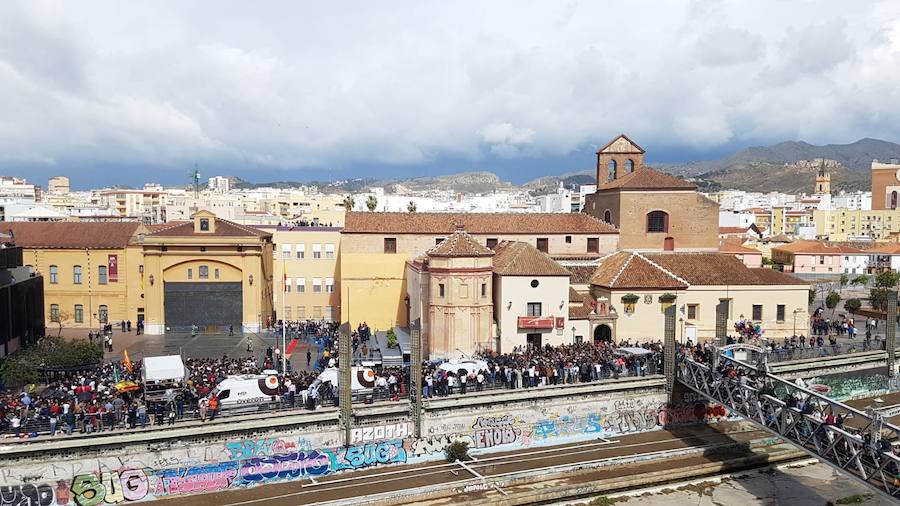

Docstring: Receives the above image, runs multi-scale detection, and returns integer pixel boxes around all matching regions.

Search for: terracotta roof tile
[590,252,688,289]
[590,251,807,288]
[427,229,494,258]
[569,305,593,319]
[0,222,141,249]
[864,243,900,254]
[343,212,617,234]
[492,241,571,276]
[772,240,864,255]
[748,268,808,285]
[569,287,585,303]
[596,167,696,191]
[565,265,599,284]
[148,218,271,238]
[719,239,761,254]
[645,253,807,286]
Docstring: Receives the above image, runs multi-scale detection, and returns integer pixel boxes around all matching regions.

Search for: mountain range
[224,138,900,195]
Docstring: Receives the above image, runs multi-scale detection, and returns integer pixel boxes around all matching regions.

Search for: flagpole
[282,257,287,374]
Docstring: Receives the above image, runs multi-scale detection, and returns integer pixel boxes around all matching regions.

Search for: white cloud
[0,0,899,178]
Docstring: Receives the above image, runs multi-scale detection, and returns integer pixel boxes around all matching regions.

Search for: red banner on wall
[517,316,554,329]
[108,254,118,282]
[555,317,565,329]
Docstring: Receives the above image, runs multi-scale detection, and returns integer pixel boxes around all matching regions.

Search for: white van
[316,366,376,393]
[210,373,281,409]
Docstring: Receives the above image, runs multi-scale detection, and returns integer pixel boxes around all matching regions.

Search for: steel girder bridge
[677,345,900,500]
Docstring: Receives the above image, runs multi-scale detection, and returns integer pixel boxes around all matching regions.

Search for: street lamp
[571,326,576,344]
[793,308,803,337]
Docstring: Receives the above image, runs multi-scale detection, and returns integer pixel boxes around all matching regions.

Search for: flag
[113,365,119,383]
[283,273,287,292]
[285,338,299,360]
[123,349,133,374]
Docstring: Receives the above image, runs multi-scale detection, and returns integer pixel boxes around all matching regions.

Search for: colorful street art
[0,394,731,505]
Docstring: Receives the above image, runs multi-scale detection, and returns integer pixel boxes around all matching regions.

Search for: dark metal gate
[164,282,242,332]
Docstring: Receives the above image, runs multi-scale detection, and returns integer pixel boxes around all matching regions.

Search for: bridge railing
[763,343,878,363]
[678,355,900,499]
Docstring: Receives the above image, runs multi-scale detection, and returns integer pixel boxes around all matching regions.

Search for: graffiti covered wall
[0,384,731,504]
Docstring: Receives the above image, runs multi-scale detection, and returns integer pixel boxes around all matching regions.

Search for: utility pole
[664,303,676,404]
[410,318,423,439]
[887,291,897,377]
[339,322,352,447]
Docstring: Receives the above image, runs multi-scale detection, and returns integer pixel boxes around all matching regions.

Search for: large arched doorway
[594,324,612,343]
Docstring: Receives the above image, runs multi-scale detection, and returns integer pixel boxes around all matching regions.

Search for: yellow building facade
[340,212,618,331]
[1,212,275,333]
[256,225,341,322]
[813,208,900,241]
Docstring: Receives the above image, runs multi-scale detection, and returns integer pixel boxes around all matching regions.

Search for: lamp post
[571,326,576,345]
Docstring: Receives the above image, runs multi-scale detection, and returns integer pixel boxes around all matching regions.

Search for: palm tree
[366,195,378,212]
[342,195,355,211]
[407,201,417,213]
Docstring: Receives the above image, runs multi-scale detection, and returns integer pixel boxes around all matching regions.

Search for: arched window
[626,159,635,173]
[607,160,617,181]
[892,191,898,210]
[647,211,669,233]
[603,210,612,223]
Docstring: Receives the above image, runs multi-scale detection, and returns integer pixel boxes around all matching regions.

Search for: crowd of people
[416,341,663,399]
[6,307,876,440]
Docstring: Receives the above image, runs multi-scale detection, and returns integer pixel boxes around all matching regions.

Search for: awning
[614,347,653,356]
[142,355,186,382]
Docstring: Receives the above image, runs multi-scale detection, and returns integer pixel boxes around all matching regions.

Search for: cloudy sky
[2,1,900,187]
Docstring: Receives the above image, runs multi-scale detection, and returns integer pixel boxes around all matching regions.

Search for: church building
[584,135,719,251]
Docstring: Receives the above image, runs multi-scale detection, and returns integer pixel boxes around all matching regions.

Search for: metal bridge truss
[678,355,900,500]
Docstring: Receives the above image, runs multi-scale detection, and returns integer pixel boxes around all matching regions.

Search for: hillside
[380,171,516,194]
[203,138,900,195]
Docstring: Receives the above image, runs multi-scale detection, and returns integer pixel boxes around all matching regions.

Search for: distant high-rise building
[208,176,231,192]
[48,176,70,194]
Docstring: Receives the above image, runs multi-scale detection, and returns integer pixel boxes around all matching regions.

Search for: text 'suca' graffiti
[5,439,410,505]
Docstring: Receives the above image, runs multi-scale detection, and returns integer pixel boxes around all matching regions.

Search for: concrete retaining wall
[0,377,732,505]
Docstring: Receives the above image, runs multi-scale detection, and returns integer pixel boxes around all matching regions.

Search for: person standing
[207,394,219,421]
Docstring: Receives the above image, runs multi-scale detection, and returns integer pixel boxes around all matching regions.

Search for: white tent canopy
[142,355,187,383]
[614,347,653,357]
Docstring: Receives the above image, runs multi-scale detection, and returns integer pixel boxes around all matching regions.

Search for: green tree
[407,201,417,213]
[839,274,849,292]
[870,287,894,312]
[875,271,900,288]
[809,289,816,305]
[851,274,870,287]
[342,195,355,211]
[844,298,862,316]
[445,440,471,462]
[386,328,398,348]
[366,195,378,212]
[825,291,841,317]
